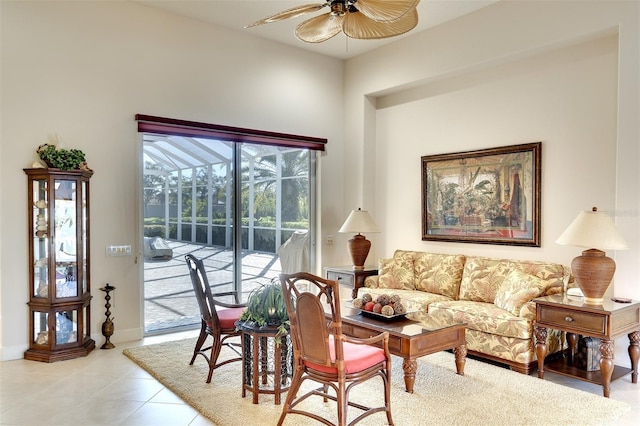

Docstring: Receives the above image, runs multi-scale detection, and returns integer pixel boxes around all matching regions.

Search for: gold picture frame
[422,142,541,246]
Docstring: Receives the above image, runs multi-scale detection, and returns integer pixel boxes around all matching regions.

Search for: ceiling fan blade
[342,7,418,39]
[295,13,344,43]
[354,0,421,22]
[245,3,328,28]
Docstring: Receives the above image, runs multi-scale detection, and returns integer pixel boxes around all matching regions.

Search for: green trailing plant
[37,143,87,170]
[238,278,289,342]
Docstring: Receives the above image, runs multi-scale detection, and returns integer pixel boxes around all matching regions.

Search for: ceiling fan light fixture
[330,0,348,16]
[247,0,421,43]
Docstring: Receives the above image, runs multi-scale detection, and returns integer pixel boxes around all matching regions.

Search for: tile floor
[1,330,638,425]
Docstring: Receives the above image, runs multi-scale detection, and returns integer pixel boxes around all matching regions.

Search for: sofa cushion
[429,300,534,340]
[494,269,546,316]
[458,256,571,303]
[458,257,508,303]
[377,250,415,290]
[414,252,465,299]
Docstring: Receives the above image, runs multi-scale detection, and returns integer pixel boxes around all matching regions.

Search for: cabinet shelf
[544,356,631,385]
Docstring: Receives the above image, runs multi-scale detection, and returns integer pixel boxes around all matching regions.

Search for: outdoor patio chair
[278,272,393,426]
[185,254,246,383]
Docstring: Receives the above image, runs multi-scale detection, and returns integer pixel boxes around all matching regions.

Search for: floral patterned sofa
[359,249,571,374]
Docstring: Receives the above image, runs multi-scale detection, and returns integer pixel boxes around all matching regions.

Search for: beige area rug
[123,338,629,426]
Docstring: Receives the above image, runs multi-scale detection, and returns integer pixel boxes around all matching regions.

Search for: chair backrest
[186,254,219,327]
[280,272,344,368]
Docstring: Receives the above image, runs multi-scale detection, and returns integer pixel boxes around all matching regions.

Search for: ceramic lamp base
[347,234,371,270]
[571,249,615,305]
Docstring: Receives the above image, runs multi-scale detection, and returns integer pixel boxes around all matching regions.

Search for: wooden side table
[236,321,293,405]
[534,294,640,397]
[324,266,378,299]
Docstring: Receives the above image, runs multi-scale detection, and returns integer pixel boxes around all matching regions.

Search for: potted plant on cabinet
[36,143,90,171]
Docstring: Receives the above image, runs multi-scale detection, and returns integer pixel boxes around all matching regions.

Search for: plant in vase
[36,143,90,171]
[237,278,289,342]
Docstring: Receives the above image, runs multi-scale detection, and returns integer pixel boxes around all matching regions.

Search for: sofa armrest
[519,301,537,320]
[364,275,380,288]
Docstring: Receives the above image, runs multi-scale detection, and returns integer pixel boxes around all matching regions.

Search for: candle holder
[99,283,116,349]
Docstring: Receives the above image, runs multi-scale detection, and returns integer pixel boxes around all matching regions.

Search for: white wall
[0,1,344,359]
[344,1,639,365]
[375,35,618,258]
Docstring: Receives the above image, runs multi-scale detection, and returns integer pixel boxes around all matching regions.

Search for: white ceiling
[136,0,498,60]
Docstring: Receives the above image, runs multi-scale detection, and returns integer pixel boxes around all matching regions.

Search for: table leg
[260,336,269,385]
[274,342,282,405]
[453,345,467,375]
[629,331,639,384]
[241,332,247,398]
[599,338,614,398]
[567,332,578,365]
[534,324,548,379]
[402,358,417,393]
[251,334,259,404]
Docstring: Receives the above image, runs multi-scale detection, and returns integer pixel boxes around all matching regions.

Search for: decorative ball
[373,303,383,314]
[381,305,395,316]
[361,293,373,303]
[389,294,401,304]
[376,294,390,306]
[393,302,406,314]
[364,301,375,312]
[352,298,364,309]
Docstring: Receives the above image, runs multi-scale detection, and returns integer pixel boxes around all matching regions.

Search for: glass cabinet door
[81,180,88,295]
[33,179,49,298]
[55,310,78,345]
[54,179,78,298]
[32,311,49,346]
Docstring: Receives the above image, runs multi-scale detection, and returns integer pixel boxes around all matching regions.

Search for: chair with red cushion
[278,272,393,426]
[185,254,246,383]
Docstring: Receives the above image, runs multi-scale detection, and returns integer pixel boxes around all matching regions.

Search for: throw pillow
[377,251,415,290]
[414,252,465,298]
[494,269,546,316]
[377,258,400,289]
[459,257,508,303]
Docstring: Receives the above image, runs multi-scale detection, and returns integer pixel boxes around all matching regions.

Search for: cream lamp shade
[556,207,627,304]
[339,208,380,270]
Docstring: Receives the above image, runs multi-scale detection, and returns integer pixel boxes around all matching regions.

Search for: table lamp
[339,208,380,270]
[556,207,628,304]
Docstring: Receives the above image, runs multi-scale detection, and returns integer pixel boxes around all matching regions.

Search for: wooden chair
[278,272,393,426]
[185,254,246,383]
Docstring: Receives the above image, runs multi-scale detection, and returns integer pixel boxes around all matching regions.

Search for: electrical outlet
[327,235,334,245]
[106,245,132,256]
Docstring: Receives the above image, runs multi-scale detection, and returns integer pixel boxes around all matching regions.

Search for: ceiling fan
[245,0,421,43]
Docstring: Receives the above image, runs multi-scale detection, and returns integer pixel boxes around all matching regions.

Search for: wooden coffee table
[338,305,467,393]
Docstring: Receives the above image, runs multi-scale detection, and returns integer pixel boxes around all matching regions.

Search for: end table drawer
[327,271,354,287]
[538,305,607,335]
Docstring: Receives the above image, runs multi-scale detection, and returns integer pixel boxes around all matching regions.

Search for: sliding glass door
[141,134,316,334]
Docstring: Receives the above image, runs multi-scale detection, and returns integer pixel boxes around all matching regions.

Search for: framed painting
[421,142,541,246]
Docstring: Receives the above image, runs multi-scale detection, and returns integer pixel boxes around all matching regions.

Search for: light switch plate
[106,245,132,256]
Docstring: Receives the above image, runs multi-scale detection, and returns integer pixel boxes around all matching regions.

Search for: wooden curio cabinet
[24,168,95,362]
